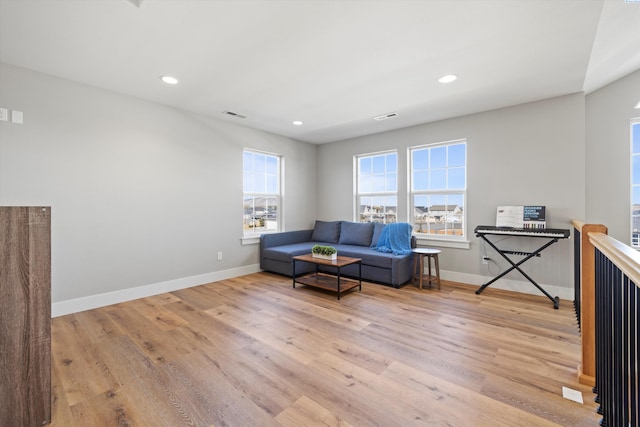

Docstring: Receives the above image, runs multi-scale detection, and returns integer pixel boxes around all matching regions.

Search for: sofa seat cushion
[333,244,397,269]
[262,242,316,262]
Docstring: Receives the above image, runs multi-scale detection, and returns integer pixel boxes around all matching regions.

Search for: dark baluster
[603,252,611,426]
[622,276,630,427]
[574,227,582,329]
[633,283,637,427]
[612,267,622,426]
[595,250,603,415]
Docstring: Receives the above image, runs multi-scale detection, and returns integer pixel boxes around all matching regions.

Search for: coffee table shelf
[292,254,362,300]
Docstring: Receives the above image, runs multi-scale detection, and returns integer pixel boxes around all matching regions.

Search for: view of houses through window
[631,120,640,248]
[243,149,281,235]
[410,140,466,239]
[356,151,398,223]
[354,141,467,240]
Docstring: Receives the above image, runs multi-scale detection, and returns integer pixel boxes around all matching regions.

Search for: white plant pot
[312,253,337,260]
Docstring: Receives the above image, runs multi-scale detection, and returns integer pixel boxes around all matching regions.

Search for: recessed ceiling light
[292,120,303,126]
[222,110,246,119]
[438,74,457,83]
[635,100,640,109]
[374,112,398,121]
[161,75,179,85]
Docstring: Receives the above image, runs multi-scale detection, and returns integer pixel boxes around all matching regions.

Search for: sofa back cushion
[310,220,341,243]
[338,221,374,246]
[370,222,386,247]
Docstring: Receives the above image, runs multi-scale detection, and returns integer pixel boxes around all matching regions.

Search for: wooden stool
[412,248,441,290]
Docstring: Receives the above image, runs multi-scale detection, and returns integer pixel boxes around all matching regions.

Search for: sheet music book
[496,205,546,229]
[496,206,524,228]
[523,206,546,229]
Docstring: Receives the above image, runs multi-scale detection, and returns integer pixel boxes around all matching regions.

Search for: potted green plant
[311,244,338,260]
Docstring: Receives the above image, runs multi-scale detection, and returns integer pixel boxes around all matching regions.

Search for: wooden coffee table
[292,254,362,300]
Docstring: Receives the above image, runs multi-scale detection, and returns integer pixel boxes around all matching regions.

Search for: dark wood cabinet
[1,207,51,426]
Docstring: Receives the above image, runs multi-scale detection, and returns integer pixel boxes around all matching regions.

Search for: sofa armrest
[259,229,312,258]
[260,229,313,263]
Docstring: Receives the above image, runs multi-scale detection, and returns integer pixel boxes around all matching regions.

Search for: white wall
[0,63,317,314]
[585,70,640,243]
[4,58,635,312]
[317,93,586,297]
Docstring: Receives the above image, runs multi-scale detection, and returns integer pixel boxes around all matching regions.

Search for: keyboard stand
[475,233,561,309]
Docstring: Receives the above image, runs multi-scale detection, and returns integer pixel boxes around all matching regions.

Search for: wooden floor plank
[211,304,332,365]
[49,273,598,426]
[51,315,120,407]
[381,360,563,427]
[480,373,599,426]
[73,308,122,345]
[164,300,257,351]
[49,361,76,426]
[276,395,354,427]
[92,335,211,426]
[126,297,190,331]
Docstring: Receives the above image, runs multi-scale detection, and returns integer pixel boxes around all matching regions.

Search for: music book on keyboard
[496,205,546,229]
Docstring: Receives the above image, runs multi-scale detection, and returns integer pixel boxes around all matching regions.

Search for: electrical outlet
[11,110,23,124]
[482,256,489,265]
[217,251,223,261]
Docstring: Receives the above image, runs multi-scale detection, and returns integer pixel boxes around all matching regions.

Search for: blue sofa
[259,220,415,288]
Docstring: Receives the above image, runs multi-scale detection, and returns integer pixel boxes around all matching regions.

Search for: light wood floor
[50,272,599,426]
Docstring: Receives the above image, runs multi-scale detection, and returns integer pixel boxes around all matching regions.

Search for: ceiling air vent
[222,110,247,119]
[373,112,398,121]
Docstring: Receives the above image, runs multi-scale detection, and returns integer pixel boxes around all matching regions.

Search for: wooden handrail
[589,232,640,288]
[571,220,607,387]
[570,219,586,230]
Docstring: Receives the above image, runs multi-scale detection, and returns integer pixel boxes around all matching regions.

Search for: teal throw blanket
[374,222,413,255]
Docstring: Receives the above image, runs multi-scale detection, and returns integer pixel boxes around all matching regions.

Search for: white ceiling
[1,0,639,144]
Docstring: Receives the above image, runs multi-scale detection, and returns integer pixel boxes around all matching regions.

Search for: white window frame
[242,149,282,242]
[354,150,398,223]
[409,139,467,247]
[631,118,640,249]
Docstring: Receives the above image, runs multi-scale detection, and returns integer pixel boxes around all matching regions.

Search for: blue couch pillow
[370,222,386,247]
[339,221,374,246]
[311,220,341,243]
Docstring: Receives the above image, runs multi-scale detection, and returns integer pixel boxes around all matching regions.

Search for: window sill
[242,229,282,245]
[414,236,470,249]
[241,236,260,245]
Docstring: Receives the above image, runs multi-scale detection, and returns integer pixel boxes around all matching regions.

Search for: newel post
[571,220,608,386]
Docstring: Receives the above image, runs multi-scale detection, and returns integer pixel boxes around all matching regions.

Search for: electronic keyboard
[474,225,570,239]
[474,224,570,308]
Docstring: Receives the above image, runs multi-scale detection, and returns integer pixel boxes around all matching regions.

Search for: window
[410,140,466,240]
[243,149,281,236]
[356,151,397,223]
[631,120,640,248]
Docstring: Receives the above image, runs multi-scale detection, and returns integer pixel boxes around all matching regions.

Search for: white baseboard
[440,269,574,302]
[52,265,573,317]
[51,264,261,317]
